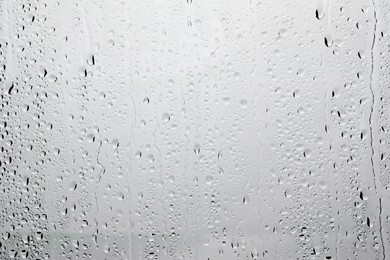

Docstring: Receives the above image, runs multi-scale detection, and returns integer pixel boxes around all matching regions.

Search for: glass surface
[0,0,389,259]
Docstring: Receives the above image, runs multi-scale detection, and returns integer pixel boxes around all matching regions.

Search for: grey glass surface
[0,0,389,259]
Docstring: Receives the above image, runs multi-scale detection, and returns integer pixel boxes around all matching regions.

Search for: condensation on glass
[0,0,389,259]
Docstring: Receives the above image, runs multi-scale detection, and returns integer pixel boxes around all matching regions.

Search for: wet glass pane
[0,0,389,259]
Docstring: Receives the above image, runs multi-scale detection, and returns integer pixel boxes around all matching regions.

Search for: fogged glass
[0,0,389,259]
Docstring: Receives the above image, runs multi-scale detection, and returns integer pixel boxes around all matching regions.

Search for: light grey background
[0,0,389,259]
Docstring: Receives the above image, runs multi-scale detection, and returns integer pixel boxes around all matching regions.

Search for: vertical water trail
[368,1,385,259]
